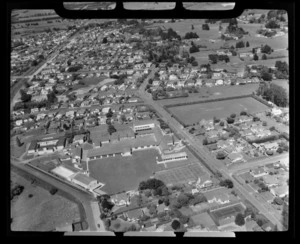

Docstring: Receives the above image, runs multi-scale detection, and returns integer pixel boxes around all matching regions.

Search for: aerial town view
[10,4,290,233]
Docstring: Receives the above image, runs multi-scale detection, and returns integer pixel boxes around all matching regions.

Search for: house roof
[259,191,275,202]
[227,152,243,161]
[133,119,156,127]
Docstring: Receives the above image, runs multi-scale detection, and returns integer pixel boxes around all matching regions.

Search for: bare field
[11,169,82,231]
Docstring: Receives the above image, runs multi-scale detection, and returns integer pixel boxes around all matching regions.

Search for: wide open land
[11,168,82,231]
[168,97,269,126]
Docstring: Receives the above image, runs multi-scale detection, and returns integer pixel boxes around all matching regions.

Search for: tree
[261,44,272,54]
[262,54,267,60]
[220,179,234,188]
[100,213,106,219]
[103,219,111,229]
[101,199,114,211]
[227,117,235,124]
[126,224,137,232]
[220,121,224,126]
[179,215,189,224]
[246,41,250,47]
[171,220,181,230]
[47,91,57,104]
[235,213,245,226]
[208,54,218,64]
[189,45,200,54]
[265,20,280,29]
[240,111,247,116]
[191,24,194,30]
[203,138,208,145]
[202,23,210,30]
[16,136,22,147]
[216,151,226,160]
[261,70,273,81]
[230,113,236,118]
[236,41,245,49]
[107,124,116,135]
[20,89,32,103]
[49,187,58,195]
[277,147,283,154]
[244,206,257,218]
[177,193,190,207]
[253,53,259,61]
[192,60,198,66]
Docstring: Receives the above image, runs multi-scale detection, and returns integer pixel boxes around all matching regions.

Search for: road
[11,159,106,231]
[137,77,285,230]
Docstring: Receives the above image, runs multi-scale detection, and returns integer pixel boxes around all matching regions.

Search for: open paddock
[168,96,269,126]
[154,163,209,186]
[87,149,160,195]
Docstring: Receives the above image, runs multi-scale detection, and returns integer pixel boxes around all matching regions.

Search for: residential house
[250,167,268,178]
[227,152,244,163]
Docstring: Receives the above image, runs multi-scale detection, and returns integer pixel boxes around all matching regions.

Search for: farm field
[183,2,235,10]
[158,84,259,106]
[87,149,160,194]
[168,97,269,126]
[209,203,245,222]
[154,163,209,186]
[11,168,83,231]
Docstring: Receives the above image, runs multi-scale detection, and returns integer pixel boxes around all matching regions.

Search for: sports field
[88,149,160,194]
[210,203,245,220]
[154,163,209,186]
[168,97,269,126]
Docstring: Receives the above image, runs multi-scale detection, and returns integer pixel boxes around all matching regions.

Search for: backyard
[168,97,269,126]
[87,149,160,194]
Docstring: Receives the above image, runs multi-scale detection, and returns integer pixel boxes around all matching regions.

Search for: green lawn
[158,84,259,106]
[168,97,269,125]
[88,149,160,194]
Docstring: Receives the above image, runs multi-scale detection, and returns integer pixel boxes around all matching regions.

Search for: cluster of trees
[219,179,234,188]
[184,32,199,39]
[260,44,273,54]
[256,82,288,107]
[235,40,250,48]
[274,60,289,79]
[172,192,207,209]
[68,65,83,72]
[208,54,230,64]
[98,194,114,213]
[225,18,248,36]
[189,45,199,54]
[202,23,210,31]
[160,28,181,41]
[265,19,280,29]
[139,179,169,197]
[267,10,287,22]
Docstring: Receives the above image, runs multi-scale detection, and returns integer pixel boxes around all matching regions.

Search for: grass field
[154,163,209,186]
[11,168,82,231]
[88,149,160,194]
[158,84,259,106]
[210,203,245,221]
[168,97,269,125]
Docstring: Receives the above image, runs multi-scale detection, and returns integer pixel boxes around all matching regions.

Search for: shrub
[49,188,58,195]
[235,213,245,226]
[216,151,226,160]
[171,220,181,230]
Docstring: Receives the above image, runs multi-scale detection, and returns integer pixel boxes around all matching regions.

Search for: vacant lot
[11,168,82,231]
[88,149,160,194]
[155,163,209,186]
[168,97,269,125]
